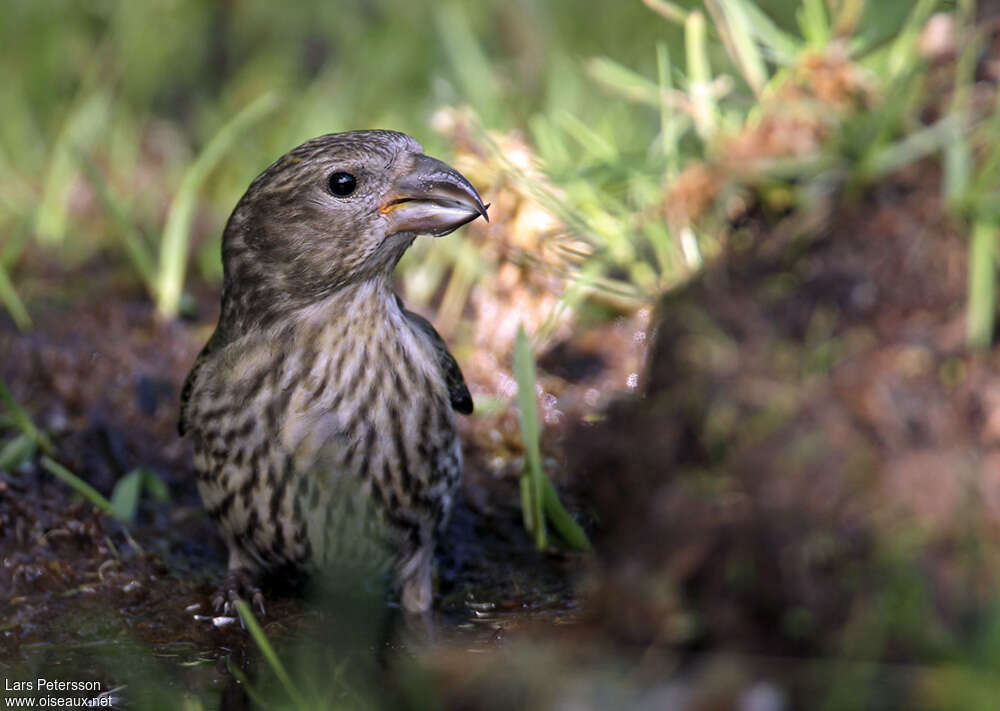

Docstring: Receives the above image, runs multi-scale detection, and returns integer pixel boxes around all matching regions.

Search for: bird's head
[219,130,487,330]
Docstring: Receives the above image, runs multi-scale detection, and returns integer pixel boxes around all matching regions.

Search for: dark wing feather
[178,352,207,436]
[397,296,473,415]
[178,328,227,436]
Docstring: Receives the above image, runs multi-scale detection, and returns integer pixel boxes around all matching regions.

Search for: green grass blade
[0,433,36,471]
[225,658,273,709]
[886,0,940,80]
[862,115,959,180]
[798,0,830,47]
[519,476,535,533]
[686,11,717,141]
[435,5,499,122]
[141,468,171,503]
[944,19,981,207]
[513,327,592,551]
[0,224,30,270]
[77,151,157,293]
[0,379,53,454]
[156,92,281,318]
[109,469,143,522]
[0,259,31,331]
[656,42,680,176]
[530,114,572,170]
[967,218,998,351]
[542,477,591,551]
[234,599,309,711]
[435,238,483,337]
[969,88,1000,201]
[0,147,40,222]
[41,456,114,516]
[944,129,973,207]
[513,325,546,550]
[737,1,801,62]
[556,111,618,162]
[35,91,110,245]
[642,0,688,25]
[586,57,661,106]
[707,0,768,95]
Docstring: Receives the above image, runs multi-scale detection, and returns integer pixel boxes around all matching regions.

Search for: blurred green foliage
[0,0,672,304]
[3,0,977,324]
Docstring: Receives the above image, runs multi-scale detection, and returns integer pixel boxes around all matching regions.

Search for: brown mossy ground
[580,160,990,649]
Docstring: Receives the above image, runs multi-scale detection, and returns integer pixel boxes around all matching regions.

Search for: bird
[178,130,487,613]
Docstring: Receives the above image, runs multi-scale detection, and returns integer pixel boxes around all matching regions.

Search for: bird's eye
[328,171,357,197]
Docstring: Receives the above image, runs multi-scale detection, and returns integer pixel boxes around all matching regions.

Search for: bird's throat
[291,276,401,334]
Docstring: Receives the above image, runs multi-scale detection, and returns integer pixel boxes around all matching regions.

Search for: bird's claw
[212,568,266,618]
[252,589,266,617]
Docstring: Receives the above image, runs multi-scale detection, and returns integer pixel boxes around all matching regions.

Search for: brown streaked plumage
[179,130,486,613]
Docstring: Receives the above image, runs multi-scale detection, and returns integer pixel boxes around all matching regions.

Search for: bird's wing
[178,329,227,436]
[178,350,207,436]
[398,297,473,415]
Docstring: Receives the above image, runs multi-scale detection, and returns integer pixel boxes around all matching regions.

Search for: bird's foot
[400,552,434,614]
[212,568,266,617]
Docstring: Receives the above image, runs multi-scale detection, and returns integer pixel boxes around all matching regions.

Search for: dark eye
[328,171,357,197]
